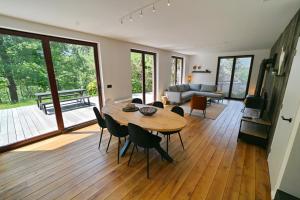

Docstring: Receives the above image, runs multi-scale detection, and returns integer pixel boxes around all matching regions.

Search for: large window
[131,49,156,104]
[0,28,102,150]
[170,56,184,85]
[216,55,253,99]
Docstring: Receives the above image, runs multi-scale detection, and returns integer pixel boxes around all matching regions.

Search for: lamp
[187,74,192,83]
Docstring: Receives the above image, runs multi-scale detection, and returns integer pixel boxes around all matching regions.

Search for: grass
[0,99,36,109]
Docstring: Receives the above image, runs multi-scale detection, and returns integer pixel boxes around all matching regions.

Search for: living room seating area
[165,84,224,104]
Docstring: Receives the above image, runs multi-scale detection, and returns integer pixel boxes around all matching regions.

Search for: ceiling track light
[140,10,143,17]
[152,4,156,12]
[120,0,174,25]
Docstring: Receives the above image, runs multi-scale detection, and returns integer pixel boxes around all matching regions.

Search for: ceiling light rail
[120,0,172,24]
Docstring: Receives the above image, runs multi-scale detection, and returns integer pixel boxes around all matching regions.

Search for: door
[131,49,156,104]
[170,56,184,85]
[50,41,101,128]
[216,55,253,99]
[268,38,300,192]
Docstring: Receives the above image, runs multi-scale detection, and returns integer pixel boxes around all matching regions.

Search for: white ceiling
[0,0,299,55]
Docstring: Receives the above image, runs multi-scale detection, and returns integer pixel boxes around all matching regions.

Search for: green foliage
[87,80,97,96]
[0,34,97,108]
[131,52,154,94]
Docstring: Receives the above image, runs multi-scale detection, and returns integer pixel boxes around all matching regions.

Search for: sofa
[165,84,224,104]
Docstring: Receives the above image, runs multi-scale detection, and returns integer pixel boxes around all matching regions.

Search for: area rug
[167,102,227,120]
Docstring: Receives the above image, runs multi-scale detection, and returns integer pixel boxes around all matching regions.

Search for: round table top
[102,102,187,132]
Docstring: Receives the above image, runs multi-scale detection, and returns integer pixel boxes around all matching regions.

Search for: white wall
[188,49,270,94]
[280,125,300,198]
[0,15,188,102]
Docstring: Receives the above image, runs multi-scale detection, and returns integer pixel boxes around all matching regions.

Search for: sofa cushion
[189,84,201,91]
[181,91,194,99]
[168,85,178,92]
[177,85,187,92]
[200,84,217,92]
[183,84,190,91]
[194,91,223,98]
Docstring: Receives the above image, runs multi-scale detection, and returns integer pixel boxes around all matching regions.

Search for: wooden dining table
[102,102,187,162]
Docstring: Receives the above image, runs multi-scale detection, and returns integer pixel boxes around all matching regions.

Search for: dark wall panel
[264,9,300,151]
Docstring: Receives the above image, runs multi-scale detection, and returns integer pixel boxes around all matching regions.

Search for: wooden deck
[0,97,99,147]
[0,101,271,199]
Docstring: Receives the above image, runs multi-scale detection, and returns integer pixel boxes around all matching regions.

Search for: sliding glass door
[0,28,102,149]
[131,49,156,104]
[50,41,100,128]
[216,55,253,99]
[0,33,57,147]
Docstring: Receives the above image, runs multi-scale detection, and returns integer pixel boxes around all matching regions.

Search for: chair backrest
[152,101,164,108]
[132,98,143,104]
[190,95,207,110]
[93,107,106,128]
[128,123,159,148]
[104,114,124,137]
[171,106,184,117]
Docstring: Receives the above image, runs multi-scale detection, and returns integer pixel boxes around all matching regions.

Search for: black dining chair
[127,123,162,178]
[152,101,164,108]
[104,114,129,164]
[93,107,107,150]
[159,106,185,153]
[132,98,143,104]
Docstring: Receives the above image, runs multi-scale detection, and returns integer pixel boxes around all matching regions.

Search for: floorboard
[0,101,271,200]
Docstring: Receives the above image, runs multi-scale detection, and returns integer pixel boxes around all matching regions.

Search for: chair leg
[190,109,193,116]
[117,138,120,164]
[106,134,112,153]
[166,135,169,153]
[178,132,184,150]
[147,148,150,179]
[98,128,103,150]
[203,110,206,118]
[128,144,135,166]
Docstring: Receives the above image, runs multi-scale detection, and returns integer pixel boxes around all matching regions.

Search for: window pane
[176,58,183,85]
[231,57,252,99]
[170,58,176,85]
[0,34,57,146]
[217,58,234,98]
[131,52,143,101]
[50,41,98,128]
[144,54,154,104]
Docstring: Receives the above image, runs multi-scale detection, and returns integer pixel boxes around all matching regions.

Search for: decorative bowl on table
[139,107,157,116]
[122,103,139,112]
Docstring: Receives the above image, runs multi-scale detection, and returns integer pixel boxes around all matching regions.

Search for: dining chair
[127,123,162,178]
[152,101,164,108]
[159,106,185,153]
[190,95,207,118]
[93,107,107,150]
[104,114,129,164]
[132,98,143,104]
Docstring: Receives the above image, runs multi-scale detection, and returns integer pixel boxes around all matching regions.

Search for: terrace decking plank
[16,107,33,140]
[0,110,9,146]
[7,109,17,144]
[0,97,99,147]
[12,108,25,142]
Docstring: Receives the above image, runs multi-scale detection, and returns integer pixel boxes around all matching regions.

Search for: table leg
[154,144,173,162]
[120,140,132,157]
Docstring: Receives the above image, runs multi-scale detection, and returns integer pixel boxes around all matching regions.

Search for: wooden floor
[0,97,99,146]
[0,101,271,200]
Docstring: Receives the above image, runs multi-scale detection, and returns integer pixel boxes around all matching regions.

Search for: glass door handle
[281,116,292,123]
